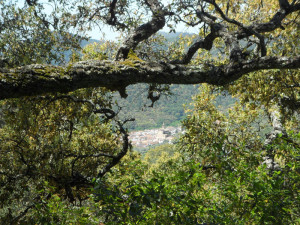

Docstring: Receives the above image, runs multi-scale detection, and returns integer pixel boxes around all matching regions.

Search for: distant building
[129,125,183,148]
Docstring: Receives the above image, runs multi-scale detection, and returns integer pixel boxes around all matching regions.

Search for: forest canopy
[0,0,299,224]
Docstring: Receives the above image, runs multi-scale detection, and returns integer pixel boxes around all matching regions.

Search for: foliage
[0,88,124,224]
[143,143,178,165]
[81,40,119,61]
[12,183,100,224]
[0,0,300,223]
[89,132,299,224]
[0,0,86,67]
[89,88,299,224]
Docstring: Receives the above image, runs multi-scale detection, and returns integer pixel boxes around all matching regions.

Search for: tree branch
[262,103,287,171]
[115,0,171,60]
[170,20,221,64]
[0,56,300,100]
[97,119,133,178]
[171,2,300,65]
[204,0,267,57]
[236,3,300,39]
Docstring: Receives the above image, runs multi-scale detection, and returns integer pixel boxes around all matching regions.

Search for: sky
[14,0,198,41]
[85,0,198,40]
[88,22,198,41]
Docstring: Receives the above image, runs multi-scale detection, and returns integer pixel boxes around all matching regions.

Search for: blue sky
[14,0,197,40]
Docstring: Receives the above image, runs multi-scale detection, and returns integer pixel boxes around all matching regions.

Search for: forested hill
[115,84,235,131]
[116,84,199,130]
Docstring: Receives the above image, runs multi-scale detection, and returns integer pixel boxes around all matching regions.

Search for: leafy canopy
[0,0,299,224]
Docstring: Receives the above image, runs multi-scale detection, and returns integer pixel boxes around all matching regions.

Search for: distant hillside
[116,84,235,131]
[116,84,199,130]
[63,38,100,62]
[159,31,194,41]
[80,38,100,47]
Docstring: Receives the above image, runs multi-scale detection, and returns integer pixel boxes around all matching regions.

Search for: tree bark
[0,56,300,100]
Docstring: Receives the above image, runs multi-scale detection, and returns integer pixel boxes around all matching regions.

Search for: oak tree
[0,0,299,223]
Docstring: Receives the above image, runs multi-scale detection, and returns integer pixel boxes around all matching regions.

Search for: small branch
[262,103,286,171]
[115,0,172,60]
[10,204,35,225]
[105,0,128,29]
[236,3,300,39]
[205,0,267,57]
[171,1,300,64]
[199,165,217,170]
[97,120,133,178]
[38,95,117,120]
[170,22,221,64]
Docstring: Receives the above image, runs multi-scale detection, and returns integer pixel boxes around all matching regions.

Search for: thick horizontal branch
[0,56,300,100]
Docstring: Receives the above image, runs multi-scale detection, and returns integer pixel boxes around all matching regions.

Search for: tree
[177,85,299,224]
[0,0,300,223]
[0,0,85,67]
[86,86,299,224]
